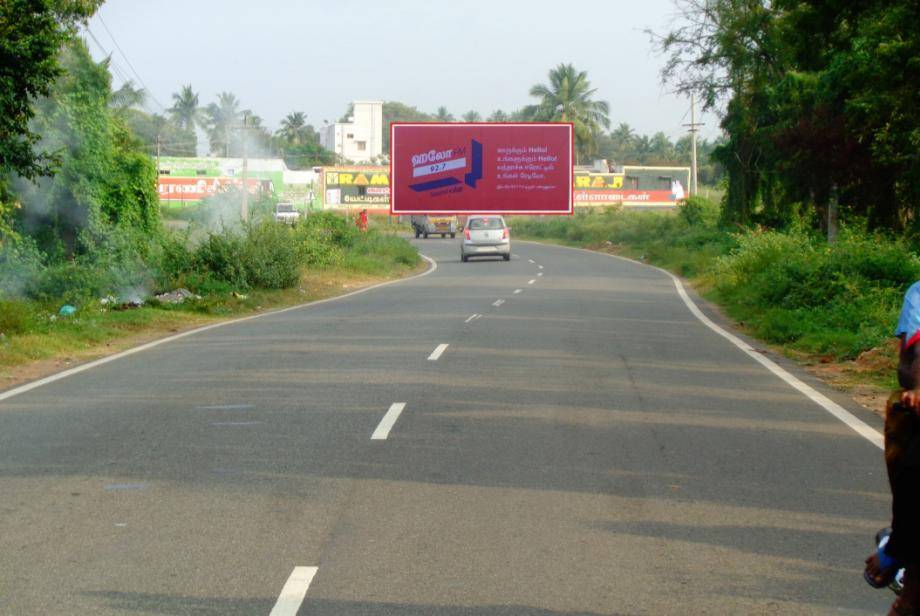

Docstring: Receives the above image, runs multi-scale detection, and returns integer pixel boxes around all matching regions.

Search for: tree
[205,92,242,157]
[0,0,103,194]
[488,110,509,122]
[529,63,610,162]
[434,106,454,122]
[109,80,146,112]
[278,111,308,145]
[461,110,482,122]
[169,84,202,132]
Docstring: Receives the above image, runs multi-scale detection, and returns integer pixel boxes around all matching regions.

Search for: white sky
[85,0,721,141]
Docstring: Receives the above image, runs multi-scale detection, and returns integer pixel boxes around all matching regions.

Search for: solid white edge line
[0,255,439,404]
[516,240,884,450]
[371,403,407,440]
[269,566,318,616]
[428,343,449,361]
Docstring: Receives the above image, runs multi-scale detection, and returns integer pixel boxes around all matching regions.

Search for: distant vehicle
[461,215,511,262]
[274,202,301,224]
[411,215,457,239]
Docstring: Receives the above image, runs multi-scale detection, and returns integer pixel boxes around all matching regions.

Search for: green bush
[240,220,301,289]
[194,228,248,289]
[0,299,31,335]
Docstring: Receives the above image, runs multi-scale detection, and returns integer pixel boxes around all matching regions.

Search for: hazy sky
[85,0,721,141]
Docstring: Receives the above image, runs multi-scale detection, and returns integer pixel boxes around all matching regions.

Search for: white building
[320,101,384,163]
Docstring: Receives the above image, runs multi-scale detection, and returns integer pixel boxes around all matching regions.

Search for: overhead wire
[96,13,168,113]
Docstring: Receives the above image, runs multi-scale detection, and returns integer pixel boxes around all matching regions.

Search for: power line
[96,14,167,113]
[84,26,161,118]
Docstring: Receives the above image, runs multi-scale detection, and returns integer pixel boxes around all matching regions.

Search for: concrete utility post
[241,112,249,221]
[828,184,839,244]
[683,94,704,196]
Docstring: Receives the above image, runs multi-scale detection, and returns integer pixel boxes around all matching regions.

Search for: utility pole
[683,94,705,196]
[828,184,839,244]
[241,112,249,221]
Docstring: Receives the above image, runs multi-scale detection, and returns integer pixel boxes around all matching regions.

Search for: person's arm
[899,336,920,411]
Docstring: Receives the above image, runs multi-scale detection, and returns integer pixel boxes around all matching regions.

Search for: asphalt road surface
[0,238,894,615]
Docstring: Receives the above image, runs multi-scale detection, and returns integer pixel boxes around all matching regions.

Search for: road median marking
[528,279,536,285]
[372,403,407,440]
[0,255,439,404]
[465,314,482,323]
[537,272,543,277]
[270,566,318,616]
[514,289,522,294]
[518,239,884,450]
[493,299,505,307]
[528,259,535,264]
[428,343,449,361]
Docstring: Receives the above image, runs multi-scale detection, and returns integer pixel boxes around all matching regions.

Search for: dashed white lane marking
[0,256,439,404]
[371,403,407,440]
[196,404,253,410]
[528,259,535,264]
[538,265,544,269]
[520,240,884,450]
[269,566,318,616]
[528,279,536,285]
[428,343,449,361]
[513,289,522,294]
[537,272,543,277]
[211,421,262,426]
[493,299,505,307]
[465,313,482,323]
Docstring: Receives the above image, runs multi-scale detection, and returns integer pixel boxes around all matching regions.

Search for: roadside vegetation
[512,201,920,391]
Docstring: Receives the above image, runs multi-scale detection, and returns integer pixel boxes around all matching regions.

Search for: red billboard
[390,123,573,215]
[157,177,269,202]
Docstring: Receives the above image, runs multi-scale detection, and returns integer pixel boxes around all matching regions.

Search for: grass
[0,222,423,388]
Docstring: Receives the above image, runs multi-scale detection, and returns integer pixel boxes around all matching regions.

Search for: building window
[356,141,367,151]
[196,169,208,176]
[346,133,354,139]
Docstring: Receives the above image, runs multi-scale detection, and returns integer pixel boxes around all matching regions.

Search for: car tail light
[464,228,471,240]
[502,227,509,240]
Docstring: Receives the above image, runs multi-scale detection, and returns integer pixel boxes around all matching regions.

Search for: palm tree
[110,80,146,111]
[205,92,242,157]
[169,84,202,132]
[278,111,307,144]
[434,106,455,122]
[488,109,509,122]
[529,63,610,162]
[462,110,482,122]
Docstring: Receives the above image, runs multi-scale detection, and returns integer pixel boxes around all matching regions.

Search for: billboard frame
[389,122,574,216]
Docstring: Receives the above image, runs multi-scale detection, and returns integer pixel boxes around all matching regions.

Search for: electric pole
[155,132,161,192]
[241,112,249,221]
[683,94,705,196]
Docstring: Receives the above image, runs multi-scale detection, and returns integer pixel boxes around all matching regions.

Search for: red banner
[390,123,573,215]
[157,177,268,201]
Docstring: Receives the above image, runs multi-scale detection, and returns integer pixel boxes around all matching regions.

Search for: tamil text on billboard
[321,167,390,208]
[390,123,573,215]
[573,166,690,206]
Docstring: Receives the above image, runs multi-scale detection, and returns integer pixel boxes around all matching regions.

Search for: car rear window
[469,218,503,230]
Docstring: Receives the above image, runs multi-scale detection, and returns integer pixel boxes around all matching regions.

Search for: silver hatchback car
[461,215,511,262]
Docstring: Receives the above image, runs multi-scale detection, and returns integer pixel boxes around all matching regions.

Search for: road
[0,237,893,615]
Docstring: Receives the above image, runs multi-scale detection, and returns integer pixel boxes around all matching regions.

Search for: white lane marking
[538,265,544,269]
[428,343,450,361]
[465,314,482,323]
[537,272,543,277]
[518,240,884,450]
[211,421,262,426]
[371,403,407,440]
[0,256,438,404]
[493,299,505,307]
[269,566,318,616]
[528,279,536,285]
[528,259,535,264]
[513,289,522,294]
[196,404,253,410]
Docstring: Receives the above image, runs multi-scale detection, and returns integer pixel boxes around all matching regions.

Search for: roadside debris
[231,291,248,300]
[154,288,200,304]
[59,305,76,317]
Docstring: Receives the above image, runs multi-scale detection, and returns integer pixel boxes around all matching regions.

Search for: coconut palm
[278,111,308,144]
[110,80,146,111]
[529,63,610,162]
[205,92,242,157]
[169,84,203,132]
[434,106,455,122]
